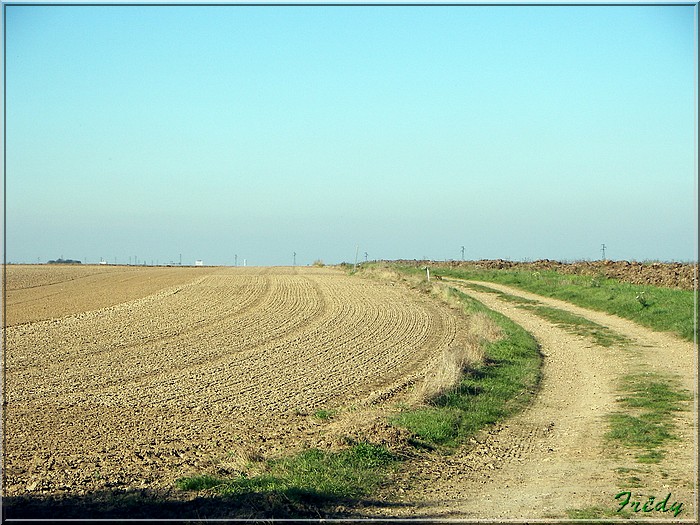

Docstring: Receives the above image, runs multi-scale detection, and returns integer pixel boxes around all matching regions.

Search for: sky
[2,1,698,266]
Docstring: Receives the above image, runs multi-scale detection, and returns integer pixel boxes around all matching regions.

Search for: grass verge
[175,443,397,514]
[396,264,696,342]
[391,286,542,447]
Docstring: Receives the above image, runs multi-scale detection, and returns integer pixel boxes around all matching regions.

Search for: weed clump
[605,373,691,463]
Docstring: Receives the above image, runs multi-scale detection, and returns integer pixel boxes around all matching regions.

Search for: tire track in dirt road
[363,279,697,520]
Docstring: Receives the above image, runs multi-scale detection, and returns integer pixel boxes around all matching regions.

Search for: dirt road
[363,279,697,520]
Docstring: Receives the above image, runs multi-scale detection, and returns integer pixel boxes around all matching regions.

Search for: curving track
[3,265,471,497]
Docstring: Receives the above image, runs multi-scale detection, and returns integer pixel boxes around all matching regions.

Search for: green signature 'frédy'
[615,491,683,517]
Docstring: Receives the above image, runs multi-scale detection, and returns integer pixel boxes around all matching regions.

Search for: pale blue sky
[3,2,697,266]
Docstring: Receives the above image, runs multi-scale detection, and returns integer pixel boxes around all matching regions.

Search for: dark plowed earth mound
[392,259,697,290]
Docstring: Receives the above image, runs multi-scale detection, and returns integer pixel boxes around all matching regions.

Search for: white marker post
[426,267,430,282]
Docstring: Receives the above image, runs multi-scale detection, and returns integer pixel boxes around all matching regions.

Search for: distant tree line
[47,258,81,264]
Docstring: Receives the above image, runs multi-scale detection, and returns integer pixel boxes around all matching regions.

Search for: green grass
[605,373,692,463]
[458,281,511,295]
[176,442,397,502]
[314,409,337,421]
[618,374,693,412]
[405,264,696,342]
[391,286,542,447]
[607,413,676,462]
[462,285,540,305]
[462,281,631,347]
[526,304,631,348]
[615,467,646,488]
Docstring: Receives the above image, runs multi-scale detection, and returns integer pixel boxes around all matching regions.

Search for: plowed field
[2,265,472,499]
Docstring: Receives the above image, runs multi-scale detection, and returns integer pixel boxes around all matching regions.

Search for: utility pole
[461,246,465,261]
[364,252,368,262]
[354,245,359,271]
[601,244,607,260]
[293,252,296,266]
[179,254,182,266]
[234,254,237,266]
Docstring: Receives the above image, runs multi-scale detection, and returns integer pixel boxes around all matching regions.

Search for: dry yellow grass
[416,284,502,402]
[414,313,501,403]
[415,341,478,402]
[354,264,504,404]
[469,310,503,343]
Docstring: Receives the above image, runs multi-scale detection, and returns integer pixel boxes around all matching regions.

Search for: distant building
[195,260,203,266]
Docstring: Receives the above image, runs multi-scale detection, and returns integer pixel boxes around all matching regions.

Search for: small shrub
[314,409,336,420]
[175,474,225,491]
[635,291,649,308]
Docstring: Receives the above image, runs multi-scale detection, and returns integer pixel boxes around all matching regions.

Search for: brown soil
[2,265,476,516]
[4,265,219,326]
[358,278,697,520]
